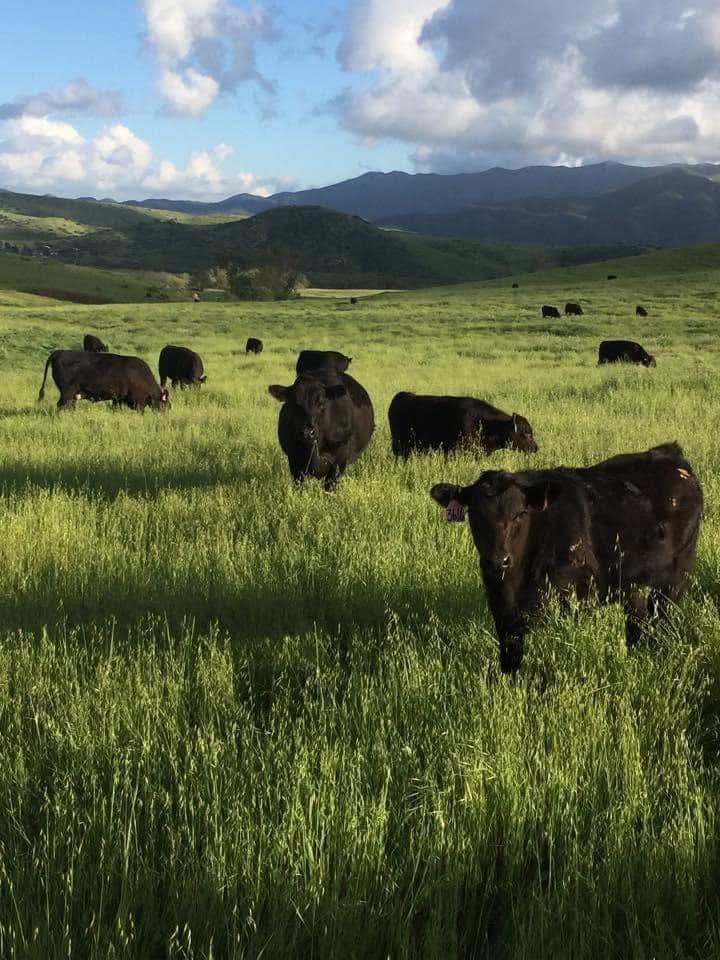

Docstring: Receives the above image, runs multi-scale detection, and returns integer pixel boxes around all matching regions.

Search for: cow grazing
[607,274,618,280]
[246,337,264,354]
[158,345,206,388]
[83,333,108,353]
[269,369,374,489]
[296,350,352,375]
[512,282,519,288]
[430,443,702,673]
[565,302,583,316]
[541,305,561,319]
[636,305,648,317]
[388,392,537,458]
[38,351,170,411]
[350,297,358,304]
[598,340,656,367]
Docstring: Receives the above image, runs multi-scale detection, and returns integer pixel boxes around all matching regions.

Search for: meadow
[0,255,719,958]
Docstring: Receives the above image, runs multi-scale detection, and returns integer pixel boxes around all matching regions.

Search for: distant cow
[246,337,264,354]
[431,442,702,673]
[388,393,537,458]
[269,368,374,489]
[607,274,618,280]
[38,351,170,411]
[159,345,206,388]
[350,297,358,304]
[636,305,648,317]
[296,350,352,375]
[512,283,519,288]
[599,340,656,367]
[564,302,583,316]
[83,334,108,353]
[541,305,561,319]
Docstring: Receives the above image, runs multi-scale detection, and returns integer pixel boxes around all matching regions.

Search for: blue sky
[1,0,719,200]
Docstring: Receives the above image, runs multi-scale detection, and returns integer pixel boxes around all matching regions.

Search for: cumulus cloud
[0,113,287,200]
[0,79,124,120]
[337,0,720,169]
[141,0,277,115]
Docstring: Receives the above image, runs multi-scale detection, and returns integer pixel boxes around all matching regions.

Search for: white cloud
[0,113,287,200]
[141,0,276,115]
[0,79,124,120]
[337,0,720,169]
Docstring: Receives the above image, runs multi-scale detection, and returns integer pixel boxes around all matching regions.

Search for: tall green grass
[0,262,719,957]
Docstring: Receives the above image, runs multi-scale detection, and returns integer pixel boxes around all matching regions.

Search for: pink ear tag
[446,499,466,522]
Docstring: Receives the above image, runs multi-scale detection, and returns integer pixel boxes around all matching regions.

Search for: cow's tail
[37,351,57,401]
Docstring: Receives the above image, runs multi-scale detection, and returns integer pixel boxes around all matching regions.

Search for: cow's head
[269,377,347,445]
[481,415,538,453]
[431,471,559,575]
[643,353,657,368]
[153,389,171,411]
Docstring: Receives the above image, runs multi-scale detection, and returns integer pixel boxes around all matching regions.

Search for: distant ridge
[117,161,720,223]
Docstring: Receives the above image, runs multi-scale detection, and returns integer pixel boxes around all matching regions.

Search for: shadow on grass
[0,456,252,498]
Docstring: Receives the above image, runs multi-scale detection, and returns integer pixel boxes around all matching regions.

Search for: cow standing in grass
[159,345,206,388]
[431,443,702,673]
[38,351,170,411]
[269,366,374,490]
[389,393,538,458]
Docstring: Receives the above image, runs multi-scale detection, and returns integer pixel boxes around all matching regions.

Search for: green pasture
[0,256,719,957]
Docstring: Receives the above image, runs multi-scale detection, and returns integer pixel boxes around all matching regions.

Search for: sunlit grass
[0,260,718,957]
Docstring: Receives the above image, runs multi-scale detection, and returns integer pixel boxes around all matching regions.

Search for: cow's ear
[268,384,290,402]
[325,384,347,399]
[430,483,468,507]
[160,390,169,402]
[522,480,558,511]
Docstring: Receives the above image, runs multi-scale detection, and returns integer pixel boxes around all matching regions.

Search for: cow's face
[482,416,538,454]
[431,472,555,575]
[153,389,171,411]
[643,354,656,368]
[269,378,347,445]
[509,414,538,453]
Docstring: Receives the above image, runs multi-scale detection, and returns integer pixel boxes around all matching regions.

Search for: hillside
[120,161,720,222]
[49,204,646,287]
[376,171,720,247]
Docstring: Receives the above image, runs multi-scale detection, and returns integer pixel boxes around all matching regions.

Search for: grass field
[0,253,719,958]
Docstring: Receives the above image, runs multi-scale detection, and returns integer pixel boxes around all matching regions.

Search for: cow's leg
[323,464,342,492]
[485,587,528,673]
[57,386,79,410]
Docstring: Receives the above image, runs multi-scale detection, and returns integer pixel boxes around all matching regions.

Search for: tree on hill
[224,246,302,300]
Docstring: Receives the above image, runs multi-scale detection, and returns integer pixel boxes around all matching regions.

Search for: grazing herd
[33,305,700,675]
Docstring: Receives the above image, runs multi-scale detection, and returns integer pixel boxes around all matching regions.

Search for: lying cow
[296,350,351,375]
[84,333,108,352]
[269,368,374,489]
[565,302,583,316]
[541,305,561,318]
[246,337,264,354]
[598,340,656,367]
[38,351,170,411]
[388,392,537,458]
[158,345,206,388]
[431,442,702,673]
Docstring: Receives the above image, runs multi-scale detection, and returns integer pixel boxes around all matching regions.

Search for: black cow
[512,283,519,288]
[636,305,648,317]
[388,393,537,458]
[565,302,583,316]
[159,345,206,388]
[83,334,108,352]
[296,350,352,375]
[38,351,170,411]
[541,305,561,318]
[350,297,358,304]
[246,337,264,354]
[269,369,374,489]
[430,443,702,673]
[598,340,656,367]
[607,274,618,280]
